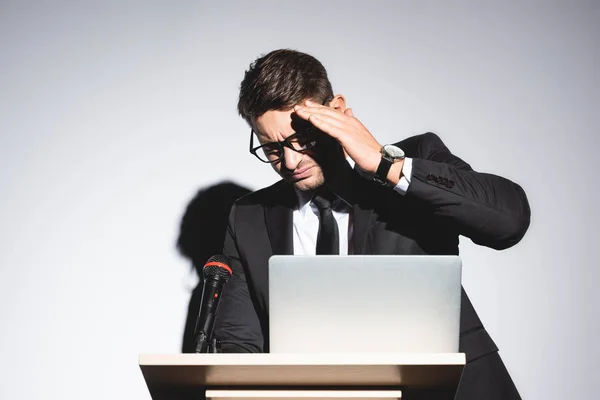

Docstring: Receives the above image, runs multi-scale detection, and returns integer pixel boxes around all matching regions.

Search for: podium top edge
[138,353,466,367]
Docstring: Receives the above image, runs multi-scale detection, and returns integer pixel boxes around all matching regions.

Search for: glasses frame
[248,98,329,164]
[249,130,320,164]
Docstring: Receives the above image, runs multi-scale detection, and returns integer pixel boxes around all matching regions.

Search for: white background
[1,1,598,399]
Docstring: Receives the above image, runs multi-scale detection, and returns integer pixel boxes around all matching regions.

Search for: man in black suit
[213,49,530,399]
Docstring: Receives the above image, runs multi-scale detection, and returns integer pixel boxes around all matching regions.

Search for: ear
[328,94,347,112]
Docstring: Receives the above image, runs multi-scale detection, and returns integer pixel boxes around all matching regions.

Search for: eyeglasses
[249,127,319,164]
[249,98,330,164]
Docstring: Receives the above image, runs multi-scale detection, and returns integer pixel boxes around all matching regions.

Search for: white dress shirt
[292,158,413,255]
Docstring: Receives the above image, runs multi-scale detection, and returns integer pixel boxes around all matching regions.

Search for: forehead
[253,109,313,140]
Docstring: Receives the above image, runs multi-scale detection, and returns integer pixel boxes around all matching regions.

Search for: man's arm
[401,132,531,250]
[292,102,530,250]
[213,204,264,353]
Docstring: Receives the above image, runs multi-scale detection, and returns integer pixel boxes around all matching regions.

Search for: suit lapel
[352,203,375,254]
[341,169,377,255]
[264,181,295,255]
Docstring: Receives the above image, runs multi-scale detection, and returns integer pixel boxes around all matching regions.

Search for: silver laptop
[268,255,462,353]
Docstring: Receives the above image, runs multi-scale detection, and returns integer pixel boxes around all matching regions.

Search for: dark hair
[237,49,334,126]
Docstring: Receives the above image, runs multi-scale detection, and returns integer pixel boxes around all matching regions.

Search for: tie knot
[312,192,334,212]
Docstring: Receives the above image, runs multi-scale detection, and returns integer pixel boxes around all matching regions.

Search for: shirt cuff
[393,157,413,196]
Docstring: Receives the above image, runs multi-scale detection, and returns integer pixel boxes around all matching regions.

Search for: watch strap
[374,154,393,185]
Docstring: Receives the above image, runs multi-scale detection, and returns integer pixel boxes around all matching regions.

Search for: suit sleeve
[403,132,531,250]
[213,203,264,353]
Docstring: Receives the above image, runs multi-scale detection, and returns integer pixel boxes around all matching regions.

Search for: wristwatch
[373,144,405,185]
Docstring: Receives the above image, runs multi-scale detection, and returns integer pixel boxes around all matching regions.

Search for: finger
[295,106,359,140]
[305,100,353,120]
[295,105,350,124]
[307,114,346,139]
[293,105,311,121]
[302,109,348,131]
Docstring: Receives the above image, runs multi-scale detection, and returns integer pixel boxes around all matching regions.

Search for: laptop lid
[268,255,462,353]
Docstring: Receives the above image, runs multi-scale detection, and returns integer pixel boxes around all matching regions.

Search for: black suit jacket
[214,132,531,364]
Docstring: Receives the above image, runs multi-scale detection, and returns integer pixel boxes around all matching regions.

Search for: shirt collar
[294,187,351,218]
[295,188,315,218]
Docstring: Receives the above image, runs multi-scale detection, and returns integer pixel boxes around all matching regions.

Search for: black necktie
[313,193,340,255]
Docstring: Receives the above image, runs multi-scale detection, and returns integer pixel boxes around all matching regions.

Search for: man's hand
[293,99,383,175]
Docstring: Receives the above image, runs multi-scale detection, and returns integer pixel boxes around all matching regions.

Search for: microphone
[194,255,232,353]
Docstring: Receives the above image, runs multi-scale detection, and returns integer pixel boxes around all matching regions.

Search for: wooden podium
[139,353,465,400]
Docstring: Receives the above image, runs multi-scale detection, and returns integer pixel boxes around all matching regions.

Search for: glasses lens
[288,133,317,151]
[258,143,282,163]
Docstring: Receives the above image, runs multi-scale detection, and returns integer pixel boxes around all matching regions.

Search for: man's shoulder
[234,179,292,208]
[393,132,444,158]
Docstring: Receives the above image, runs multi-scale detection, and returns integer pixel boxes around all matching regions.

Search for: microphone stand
[210,337,220,353]
[194,332,221,353]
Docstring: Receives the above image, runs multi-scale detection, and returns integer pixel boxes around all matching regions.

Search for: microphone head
[203,255,233,281]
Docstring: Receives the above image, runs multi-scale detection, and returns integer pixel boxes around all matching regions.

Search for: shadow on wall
[177,181,252,353]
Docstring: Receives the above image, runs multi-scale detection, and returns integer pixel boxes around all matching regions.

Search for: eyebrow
[257,123,316,145]
[262,131,299,144]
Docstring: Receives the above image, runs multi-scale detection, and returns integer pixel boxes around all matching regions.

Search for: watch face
[383,144,405,158]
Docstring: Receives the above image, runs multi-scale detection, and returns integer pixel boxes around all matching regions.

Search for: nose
[282,146,302,171]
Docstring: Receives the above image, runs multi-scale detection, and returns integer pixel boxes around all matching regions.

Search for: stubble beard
[289,167,325,192]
